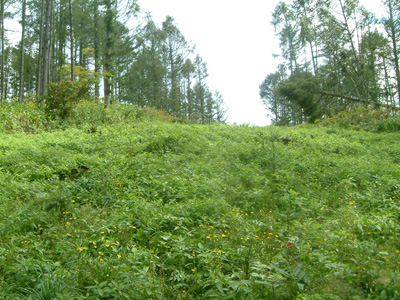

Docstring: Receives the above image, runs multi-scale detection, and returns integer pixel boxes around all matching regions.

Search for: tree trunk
[19,0,27,102]
[387,0,400,107]
[299,3,318,74]
[0,0,4,102]
[42,0,51,95]
[320,91,400,110]
[104,0,113,108]
[69,0,74,80]
[37,0,45,97]
[94,0,100,98]
[49,0,55,82]
[56,0,64,81]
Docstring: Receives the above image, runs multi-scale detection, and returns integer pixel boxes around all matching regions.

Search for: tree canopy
[0,0,227,123]
[261,0,400,125]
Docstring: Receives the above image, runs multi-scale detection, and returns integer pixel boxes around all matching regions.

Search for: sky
[137,0,281,126]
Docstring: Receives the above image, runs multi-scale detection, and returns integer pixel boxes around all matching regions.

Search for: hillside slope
[0,103,399,299]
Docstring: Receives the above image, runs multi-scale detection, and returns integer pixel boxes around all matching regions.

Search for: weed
[0,102,399,298]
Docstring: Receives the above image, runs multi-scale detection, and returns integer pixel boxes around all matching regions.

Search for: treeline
[0,0,226,123]
[260,0,400,125]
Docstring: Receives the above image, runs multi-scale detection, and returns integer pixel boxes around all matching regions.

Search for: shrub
[317,106,400,132]
[44,80,90,119]
[44,66,97,120]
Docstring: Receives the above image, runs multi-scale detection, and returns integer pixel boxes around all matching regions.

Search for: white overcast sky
[138,0,281,126]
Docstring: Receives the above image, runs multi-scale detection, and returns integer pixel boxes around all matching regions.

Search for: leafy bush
[44,80,92,119]
[43,65,98,120]
[0,100,149,134]
[0,101,46,133]
[317,106,400,132]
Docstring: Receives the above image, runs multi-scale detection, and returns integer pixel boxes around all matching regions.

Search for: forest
[0,0,226,123]
[1,0,398,126]
[260,0,400,125]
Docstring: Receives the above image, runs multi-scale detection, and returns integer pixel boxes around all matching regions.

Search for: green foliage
[0,101,46,133]
[265,0,400,126]
[278,71,321,123]
[0,100,150,134]
[0,107,400,298]
[44,80,89,119]
[44,67,98,120]
[317,106,400,132]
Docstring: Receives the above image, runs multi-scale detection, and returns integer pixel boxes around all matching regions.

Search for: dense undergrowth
[0,101,400,299]
[316,106,400,133]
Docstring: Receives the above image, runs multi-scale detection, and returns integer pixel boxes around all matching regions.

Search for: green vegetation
[0,102,400,299]
[261,0,400,126]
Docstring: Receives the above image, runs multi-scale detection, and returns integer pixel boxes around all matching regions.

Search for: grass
[0,101,399,299]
